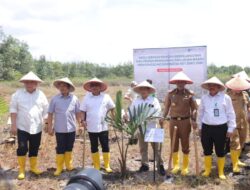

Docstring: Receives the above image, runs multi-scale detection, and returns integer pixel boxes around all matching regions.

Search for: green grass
[0,96,8,116]
[0,96,8,125]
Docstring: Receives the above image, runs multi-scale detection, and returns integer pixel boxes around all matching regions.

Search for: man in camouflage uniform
[226,76,250,172]
[232,71,250,143]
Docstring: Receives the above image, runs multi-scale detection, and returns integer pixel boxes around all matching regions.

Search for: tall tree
[0,35,33,80]
[35,55,48,79]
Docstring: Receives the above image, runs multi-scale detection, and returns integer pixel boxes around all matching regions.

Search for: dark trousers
[17,129,42,157]
[55,132,76,154]
[201,123,228,157]
[88,131,109,153]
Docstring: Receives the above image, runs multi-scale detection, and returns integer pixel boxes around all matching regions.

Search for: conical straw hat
[19,71,43,83]
[133,81,155,94]
[169,71,193,84]
[201,76,225,91]
[232,71,250,81]
[53,77,75,92]
[226,75,250,91]
[131,81,138,86]
[83,77,107,92]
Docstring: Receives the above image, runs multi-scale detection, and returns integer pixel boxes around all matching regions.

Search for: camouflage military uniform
[228,91,250,150]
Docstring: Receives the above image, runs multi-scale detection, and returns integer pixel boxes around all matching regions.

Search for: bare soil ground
[0,82,250,190]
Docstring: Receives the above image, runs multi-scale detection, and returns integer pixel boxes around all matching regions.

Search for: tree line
[207,64,250,82]
[0,29,132,80]
[1,28,250,81]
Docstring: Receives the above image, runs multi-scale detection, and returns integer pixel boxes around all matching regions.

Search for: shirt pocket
[101,99,108,110]
[35,99,44,110]
[67,103,76,113]
[55,103,67,113]
[221,100,227,112]
[18,98,30,109]
[182,96,191,106]
[170,96,178,107]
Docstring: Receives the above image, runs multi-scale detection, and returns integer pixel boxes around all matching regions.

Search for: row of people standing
[9,70,250,181]
[9,72,115,180]
[160,71,250,179]
[125,71,250,180]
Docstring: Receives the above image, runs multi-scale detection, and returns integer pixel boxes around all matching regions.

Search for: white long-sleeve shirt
[130,96,161,129]
[9,89,49,134]
[198,92,236,133]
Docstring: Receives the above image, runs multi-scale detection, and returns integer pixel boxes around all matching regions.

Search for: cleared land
[0,81,250,190]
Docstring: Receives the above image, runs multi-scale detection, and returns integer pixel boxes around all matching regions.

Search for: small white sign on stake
[144,128,164,143]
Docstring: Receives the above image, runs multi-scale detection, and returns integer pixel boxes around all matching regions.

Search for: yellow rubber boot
[17,156,26,180]
[181,154,189,176]
[230,150,240,173]
[202,156,212,177]
[171,152,180,174]
[103,152,112,173]
[30,157,42,175]
[54,154,65,176]
[92,152,100,170]
[237,150,246,167]
[217,157,226,180]
[65,152,74,171]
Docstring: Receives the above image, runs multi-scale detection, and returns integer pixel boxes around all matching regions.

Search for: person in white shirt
[124,81,138,103]
[198,76,236,180]
[80,78,115,173]
[131,81,165,176]
[9,71,49,180]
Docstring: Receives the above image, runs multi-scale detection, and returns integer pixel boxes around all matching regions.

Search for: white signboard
[133,46,207,101]
[144,128,164,143]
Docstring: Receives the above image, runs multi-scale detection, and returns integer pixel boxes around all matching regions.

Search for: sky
[0,0,250,66]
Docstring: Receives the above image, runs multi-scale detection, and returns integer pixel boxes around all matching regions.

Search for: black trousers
[55,132,76,154]
[17,129,42,157]
[201,123,228,157]
[88,131,109,153]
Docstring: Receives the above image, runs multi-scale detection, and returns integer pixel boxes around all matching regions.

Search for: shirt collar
[89,92,103,97]
[59,93,72,98]
[24,88,38,94]
[208,91,222,98]
[140,95,151,101]
[176,88,187,94]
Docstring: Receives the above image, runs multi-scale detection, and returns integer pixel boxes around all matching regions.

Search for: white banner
[133,46,207,101]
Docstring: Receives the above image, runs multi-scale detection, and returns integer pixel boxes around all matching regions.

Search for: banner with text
[133,46,207,101]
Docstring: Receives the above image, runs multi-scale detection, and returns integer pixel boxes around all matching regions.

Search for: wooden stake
[159,120,168,156]
[193,129,199,175]
[168,126,177,171]
[41,131,49,159]
[82,128,86,168]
